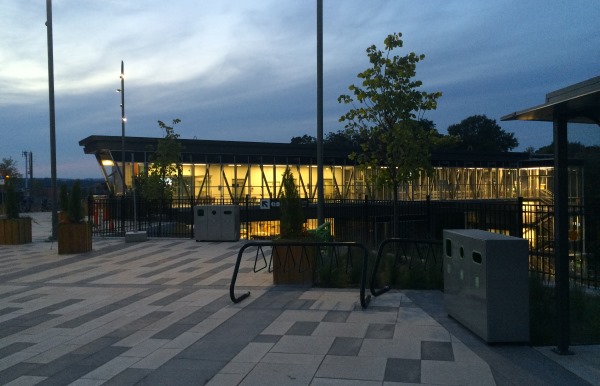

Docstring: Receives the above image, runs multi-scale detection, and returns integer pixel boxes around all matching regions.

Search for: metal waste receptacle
[443,229,529,343]
[194,205,240,241]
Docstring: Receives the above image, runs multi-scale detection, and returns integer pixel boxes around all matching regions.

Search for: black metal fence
[88,196,599,288]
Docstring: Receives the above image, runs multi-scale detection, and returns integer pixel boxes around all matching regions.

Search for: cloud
[1,0,599,178]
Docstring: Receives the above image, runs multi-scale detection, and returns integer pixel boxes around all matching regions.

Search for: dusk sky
[1,1,599,179]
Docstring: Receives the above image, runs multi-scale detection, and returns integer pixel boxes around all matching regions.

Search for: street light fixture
[117,61,126,195]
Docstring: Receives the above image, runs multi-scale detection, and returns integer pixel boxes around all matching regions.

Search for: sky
[1,0,599,179]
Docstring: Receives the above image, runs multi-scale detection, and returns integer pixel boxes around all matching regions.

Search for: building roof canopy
[501,75,600,124]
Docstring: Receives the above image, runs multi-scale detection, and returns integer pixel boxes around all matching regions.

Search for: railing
[229,241,371,308]
[369,238,443,298]
[90,196,599,288]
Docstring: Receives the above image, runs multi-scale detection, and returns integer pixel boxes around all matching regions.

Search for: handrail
[230,240,371,308]
[370,238,443,297]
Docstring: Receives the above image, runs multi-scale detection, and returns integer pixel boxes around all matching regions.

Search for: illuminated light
[101,160,114,166]
[122,118,127,122]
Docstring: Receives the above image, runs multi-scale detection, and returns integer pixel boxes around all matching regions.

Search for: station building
[79,135,582,205]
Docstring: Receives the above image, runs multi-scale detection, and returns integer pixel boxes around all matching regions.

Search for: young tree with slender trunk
[338,33,442,237]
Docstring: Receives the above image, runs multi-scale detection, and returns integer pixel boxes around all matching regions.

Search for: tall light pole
[316,0,324,225]
[117,61,126,195]
[46,0,58,239]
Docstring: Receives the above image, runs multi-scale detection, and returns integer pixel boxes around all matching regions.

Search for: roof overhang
[501,75,600,124]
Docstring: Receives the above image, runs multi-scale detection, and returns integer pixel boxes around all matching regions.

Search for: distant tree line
[292,114,519,154]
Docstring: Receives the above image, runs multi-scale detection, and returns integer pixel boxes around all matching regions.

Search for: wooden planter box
[58,223,92,254]
[272,245,315,285]
[0,218,32,245]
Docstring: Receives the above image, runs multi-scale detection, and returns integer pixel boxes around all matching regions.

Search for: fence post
[245,194,250,240]
[363,195,369,246]
[516,197,524,238]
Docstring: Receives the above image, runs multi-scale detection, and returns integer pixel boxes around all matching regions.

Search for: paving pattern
[0,213,597,385]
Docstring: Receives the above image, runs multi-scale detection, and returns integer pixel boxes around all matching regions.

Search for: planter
[0,218,32,245]
[272,245,315,285]
[58,222,92,254]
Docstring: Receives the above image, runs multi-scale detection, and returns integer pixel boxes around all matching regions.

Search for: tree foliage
[290,134,316,145]
[338,32,442,196]
[279,168,305,239]
[0,158,21,180]
[446,114,518,152]
[137,119,183,200]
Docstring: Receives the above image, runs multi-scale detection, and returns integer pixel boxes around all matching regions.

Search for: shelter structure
[502,75,600,355]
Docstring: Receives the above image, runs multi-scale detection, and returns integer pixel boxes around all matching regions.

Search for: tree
[0,158,22,180]
[447,115,518,152]
[279,168,305,239]
[137,119,183,200]
[338,32,441,236]
[290,134,316,145]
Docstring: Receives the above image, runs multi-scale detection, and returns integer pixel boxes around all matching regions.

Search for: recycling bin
[443,229,529,343]
[194,205,240,241]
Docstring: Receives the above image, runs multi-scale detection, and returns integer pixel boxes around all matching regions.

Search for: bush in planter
[279,168,305,239]
[59,183,69,223]
[0,182,32,244]
[58,180,92,254]
[272,169,314,285]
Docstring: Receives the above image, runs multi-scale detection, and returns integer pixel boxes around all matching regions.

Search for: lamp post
[117,61,126,195]
[316,0,324,225]
[46,0,58,240]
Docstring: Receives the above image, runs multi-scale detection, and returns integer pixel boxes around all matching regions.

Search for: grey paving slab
[0,213,596,385]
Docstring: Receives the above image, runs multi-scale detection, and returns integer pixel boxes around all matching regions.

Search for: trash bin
[194,205,240,241]
[443,229,529,343]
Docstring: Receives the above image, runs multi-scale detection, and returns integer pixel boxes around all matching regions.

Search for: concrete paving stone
[231,342,274,363]
[24,341,86,364]
[33,363,96,386]
[326,337,363,356]
[322,311,350,323]
[0,342,36,360]
[161,331,208,350]
[0,350,40,372]
[3,375,47,386]
[239,361,319,386]
[394,323,451,342]
[271,335,335,355]
[363,323,395,339]
[78,355,141,381]
[396,306,441,326]
[204,372,247,386]
[67,378,106,386]
[384,357,421,383]
[346,310,398,324]
[275,309,328,323]
[128,348,184,370]
[101,368,153,386]
[121,338,170,358]
[421,341,454,361]
[286,321,320,336]
[315,355,387,381]
[359,338,421,360]
[312,321,369,338]
[218,360,257,374]
[310,378,382,386]
[134,357,225,385]
[421,359,487,386]
[536,345,600,386]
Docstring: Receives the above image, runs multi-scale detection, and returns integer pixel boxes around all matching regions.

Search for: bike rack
[230,240,371,308]
[369,238,443,297]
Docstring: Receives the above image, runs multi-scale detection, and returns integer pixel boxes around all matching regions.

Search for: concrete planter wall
[272,245,314,285]
[0,218,32,245]
[58,223,92,254]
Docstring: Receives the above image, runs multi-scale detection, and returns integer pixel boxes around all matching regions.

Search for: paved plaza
[0,213,598,385]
